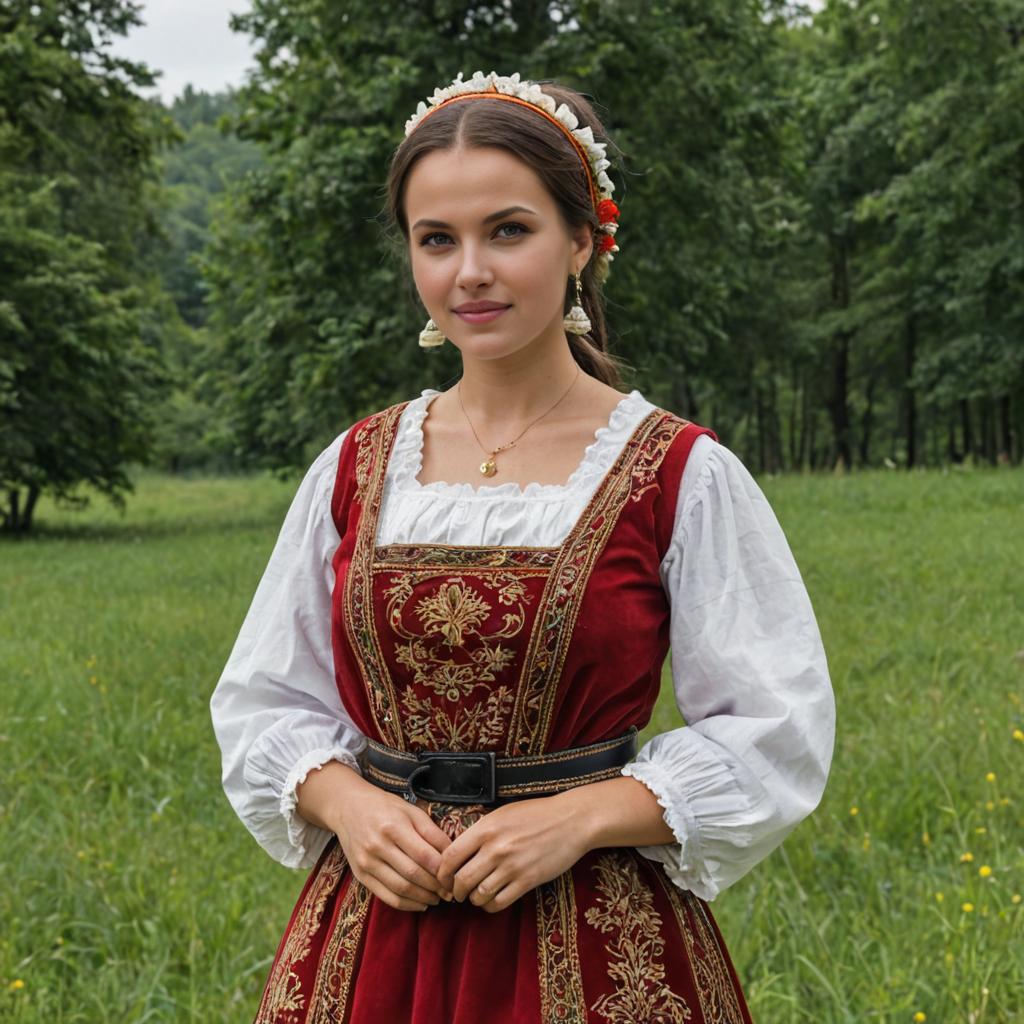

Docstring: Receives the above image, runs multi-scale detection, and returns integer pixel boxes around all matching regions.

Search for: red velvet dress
[252,400,754,1023]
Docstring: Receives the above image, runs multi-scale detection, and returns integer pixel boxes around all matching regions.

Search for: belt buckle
[405,750,496,805]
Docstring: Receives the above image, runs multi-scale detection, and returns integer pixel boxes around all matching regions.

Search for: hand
[331,781,455,913]
[435,794,592,913]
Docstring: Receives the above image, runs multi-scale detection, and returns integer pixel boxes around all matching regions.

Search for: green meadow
[1,466,1021,1022]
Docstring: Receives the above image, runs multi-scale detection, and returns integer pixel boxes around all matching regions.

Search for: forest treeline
[2,0,1021,533]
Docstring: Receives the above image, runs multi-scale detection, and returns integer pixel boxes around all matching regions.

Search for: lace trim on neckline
[390,388,649,500]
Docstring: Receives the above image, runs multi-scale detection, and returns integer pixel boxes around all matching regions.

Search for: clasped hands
[334,780,591,914]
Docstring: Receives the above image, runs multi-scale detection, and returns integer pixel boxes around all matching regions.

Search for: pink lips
[454,305,510,324]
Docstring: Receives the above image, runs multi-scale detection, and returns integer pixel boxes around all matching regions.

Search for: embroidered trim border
[345,403,411,749]
[583,852,693,1022]
[308,872,373,1023]
[651,867,748,1023]
[375,544,560,568]
[510,409,690,756]
[254,842,348,1023]
[536,870,588,1022]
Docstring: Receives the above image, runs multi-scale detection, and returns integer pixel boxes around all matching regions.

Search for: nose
[454,241,494,291]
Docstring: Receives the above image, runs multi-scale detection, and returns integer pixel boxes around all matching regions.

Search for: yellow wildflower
[985,772,996,782]
[1012,728,1024,742]
[849,806,859,816]
[985,801,995,811]
[962,902,974,913]
[979,865,992,878]
[960,852,974,863]
[1012,894,1022,905]
[934,892,944,903]
[913,1014,927,1023]
[8,979,25,991]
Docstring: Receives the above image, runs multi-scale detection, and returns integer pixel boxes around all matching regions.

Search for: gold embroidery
[414,578,493,646]
[536,870,588,1023]
[427,800,488,840]
[345,404,410,748]
[584,852,692,1023]
[652,867,747,1023]
[254,842,347,1023]
[401,682,515,749]
[376,543,560,568]
[379,566,533,749]
[511,411,690,756]
[308,871,374,1023]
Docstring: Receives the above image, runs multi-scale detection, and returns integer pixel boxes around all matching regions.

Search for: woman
[210,70,836,1023]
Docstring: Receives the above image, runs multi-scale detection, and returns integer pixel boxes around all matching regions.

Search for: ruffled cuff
[620,728,761,902]
[280,746,363,866]
[242,715,366,869]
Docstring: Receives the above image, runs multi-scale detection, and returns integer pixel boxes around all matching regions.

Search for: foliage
[0,0,178,532]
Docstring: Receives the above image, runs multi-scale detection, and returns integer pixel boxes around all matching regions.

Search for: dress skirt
[254,833,753,1023]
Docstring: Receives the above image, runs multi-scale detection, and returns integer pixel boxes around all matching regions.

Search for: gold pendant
[480,458,497,477]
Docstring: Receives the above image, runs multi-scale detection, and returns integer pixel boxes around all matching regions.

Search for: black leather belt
[360,727,638,806]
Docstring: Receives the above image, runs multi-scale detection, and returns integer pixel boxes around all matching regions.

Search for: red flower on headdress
[597,199,620,224]
[598,233,617,254]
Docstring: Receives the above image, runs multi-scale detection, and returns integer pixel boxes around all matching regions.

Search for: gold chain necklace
[457,366,581,477]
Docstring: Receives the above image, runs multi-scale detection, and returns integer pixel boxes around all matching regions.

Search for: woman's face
[405,145,592,362]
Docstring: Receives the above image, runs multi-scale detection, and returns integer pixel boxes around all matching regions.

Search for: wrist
[552,775,677,851]
[295,758,367,835]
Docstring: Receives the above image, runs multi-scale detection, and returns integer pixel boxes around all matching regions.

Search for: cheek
[411,253,448,296]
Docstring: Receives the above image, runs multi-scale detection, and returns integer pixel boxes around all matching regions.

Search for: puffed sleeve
[620,433,836,901]
[209,428,368,870]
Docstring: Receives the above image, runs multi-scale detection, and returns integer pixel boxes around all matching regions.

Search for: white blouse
[209,388,836,902]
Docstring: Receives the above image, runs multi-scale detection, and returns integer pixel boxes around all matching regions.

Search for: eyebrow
[411,205,538,231]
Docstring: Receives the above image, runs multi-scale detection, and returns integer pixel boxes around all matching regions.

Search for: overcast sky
[108,0,257,104]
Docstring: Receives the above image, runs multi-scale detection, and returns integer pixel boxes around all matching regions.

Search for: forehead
[405,146,554,220]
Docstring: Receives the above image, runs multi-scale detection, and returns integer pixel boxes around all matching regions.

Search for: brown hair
[383,79,628,388]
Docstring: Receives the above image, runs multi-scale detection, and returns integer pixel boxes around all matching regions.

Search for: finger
[408,804,455,855]
[389,840,453,899]
[468,869,504,907]
[372,859,444,907]
[481,879,520,913]
[437,830,486,891]
[357,871,432,913]
[452,856,496,903]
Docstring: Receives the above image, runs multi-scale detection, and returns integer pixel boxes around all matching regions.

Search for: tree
[0,1,177,533]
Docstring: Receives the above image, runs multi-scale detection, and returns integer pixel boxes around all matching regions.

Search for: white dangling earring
[419,317,446,347]
[562,271,592,335]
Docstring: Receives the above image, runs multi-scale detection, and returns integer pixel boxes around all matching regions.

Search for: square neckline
[394,387,649,501]
[373,393,663,556]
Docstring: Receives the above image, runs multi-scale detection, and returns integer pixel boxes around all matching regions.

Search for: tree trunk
[960,398,973,460]
[999,393,1013,463]
[768,372,785,472]
[904,313,918,469]
[23,484,40,532]
[799,368,811,470]
[859,373,876,465]
[828,237,853,469]
[756,383,767,474]
[980,401,995,464]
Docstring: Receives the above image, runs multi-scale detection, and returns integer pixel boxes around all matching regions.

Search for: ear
[570,222,594,274]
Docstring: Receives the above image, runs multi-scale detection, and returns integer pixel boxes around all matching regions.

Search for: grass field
[1,464,1021,1022]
